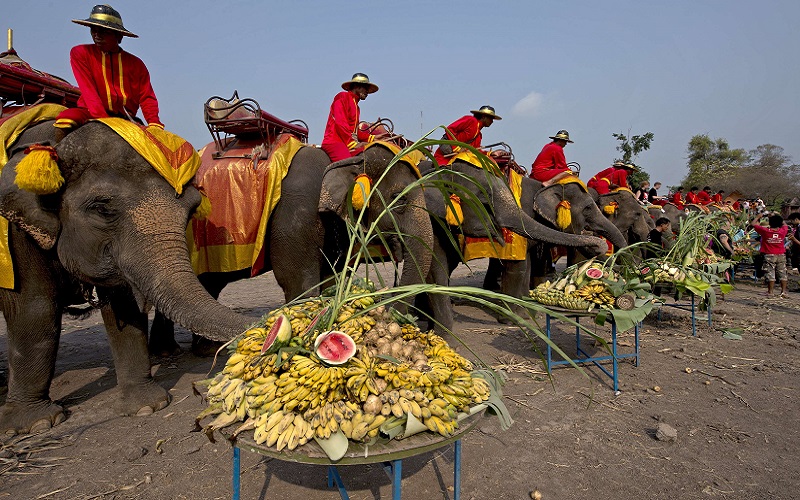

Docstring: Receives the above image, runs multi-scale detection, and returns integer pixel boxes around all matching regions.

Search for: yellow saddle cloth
[460,169,528,261]
[0,103,67,289]
[186,134,303,276]
[555,175,587,192]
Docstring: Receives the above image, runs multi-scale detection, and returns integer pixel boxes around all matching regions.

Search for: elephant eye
[86,197,118,218]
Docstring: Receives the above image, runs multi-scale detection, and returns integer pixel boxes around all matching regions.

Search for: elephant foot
[0,400,67,436]
[115,381,170,417]
[191,334,224,358]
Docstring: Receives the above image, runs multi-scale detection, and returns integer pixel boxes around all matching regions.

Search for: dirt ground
[1,261,799,500]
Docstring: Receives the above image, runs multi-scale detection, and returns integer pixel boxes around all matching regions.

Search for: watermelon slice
[261,314,292,354]
[586,267,603,279]
[314,331,356,365]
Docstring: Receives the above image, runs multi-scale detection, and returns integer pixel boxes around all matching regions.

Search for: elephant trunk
[493,191,606,251]
[121,234,250,342]
[593,214,629,249]
[398,203,434,287]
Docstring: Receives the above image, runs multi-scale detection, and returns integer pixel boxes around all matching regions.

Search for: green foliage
[682,134,748,188]
[612,131,655,163]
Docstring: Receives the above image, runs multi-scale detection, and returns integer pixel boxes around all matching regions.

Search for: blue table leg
[232,446,240,500]
[454,440,462,500]
[634,322,640,367]
[611,321,619,393]
[383,459,402,500]
[328,466,350,500]
[546,314,552,370]
[575,316,581,355]
[691,293,697,336]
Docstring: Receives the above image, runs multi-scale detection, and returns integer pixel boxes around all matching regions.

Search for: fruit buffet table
[653,285,713,337]
[544,306,649,393]
[225,410,485,500]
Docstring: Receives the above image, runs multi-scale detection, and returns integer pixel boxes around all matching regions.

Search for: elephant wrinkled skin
[0,121,251,435]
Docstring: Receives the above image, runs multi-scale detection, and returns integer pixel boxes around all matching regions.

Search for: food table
[225,410,485,500]
[653,285,712,337]
[544,306,645,393]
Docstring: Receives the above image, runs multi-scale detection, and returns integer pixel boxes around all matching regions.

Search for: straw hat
[549,130,573,143]
[72,5,138,38]
[341,73,379,93]
[470,105,502,121]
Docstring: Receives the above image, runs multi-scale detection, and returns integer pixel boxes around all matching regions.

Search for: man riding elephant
[54,5,163,141]
[529,129,575,187]
[320,73,381,162]
[433,105,501,166]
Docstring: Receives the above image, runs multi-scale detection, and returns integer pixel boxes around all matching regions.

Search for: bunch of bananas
[573,282,615,307]
[302,400,386,442]
[276,355,346,412]
[529,287,566,306]
[253,410,313,451]
[344,351,381,402]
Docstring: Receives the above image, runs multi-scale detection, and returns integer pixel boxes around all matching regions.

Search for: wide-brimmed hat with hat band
[621,162,639,171]
[72,5,138,38]
[341,73,379,94]
[470,105,502,121]
[549,130,573,143]
[612,160,626,167]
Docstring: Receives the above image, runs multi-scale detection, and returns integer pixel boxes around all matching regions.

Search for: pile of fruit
[529,259,624,311]
[195,282,495,453]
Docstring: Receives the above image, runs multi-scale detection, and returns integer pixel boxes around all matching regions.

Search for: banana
[265,424,282,447]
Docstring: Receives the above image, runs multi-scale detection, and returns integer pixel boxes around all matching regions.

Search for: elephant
[647,203,687,229]
[149,142,433,354]
[416,159,611,332]
[0,120,251,435]
[591,188,655,244]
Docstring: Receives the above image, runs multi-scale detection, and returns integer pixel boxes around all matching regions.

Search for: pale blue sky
[5,1,799,189]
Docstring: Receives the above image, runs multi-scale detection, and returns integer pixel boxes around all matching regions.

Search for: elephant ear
[532,185,564,228]
[318,157,364,218]
[0,135,62,250]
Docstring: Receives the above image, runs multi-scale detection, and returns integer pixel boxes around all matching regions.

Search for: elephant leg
[483,258,503,292]
[101,299,170,417]
[0,296,66,435]
[148,313,180,356]
[424,238,455,335]
[499,259,529,322]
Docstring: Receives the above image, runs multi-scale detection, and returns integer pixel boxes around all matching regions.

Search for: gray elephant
[0,121,250,435]
[591,188,655,244]
[417,160,611,332]
[149,142,433,353]
[647,203,687,229]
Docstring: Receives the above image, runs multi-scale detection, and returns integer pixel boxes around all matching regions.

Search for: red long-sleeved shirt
[434,115,483,166]
[70,44,161,126]
[587,166,616,193]
[697,190,712,205]
[529,141,569,181]
[610,168,630,189]
[672,192,684,205]
[321,91,372,152]
[685,191,699,204]
[711,193,723,203]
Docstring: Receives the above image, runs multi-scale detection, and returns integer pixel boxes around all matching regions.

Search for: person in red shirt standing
[750,213,790,297]
[54,5,163,140]
[697,186,712,205]
[711,190,724,204]
[433,106,501,166]
[529,130,575,187]
[320,73,381,163]
[587,161,624,194]
[685,186,700,205]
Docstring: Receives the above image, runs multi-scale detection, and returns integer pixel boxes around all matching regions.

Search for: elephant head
[0,121,249,341]
[526,179,628,250]
[595,189,655,244]
[426,159,608,255]
[318,144,434,287]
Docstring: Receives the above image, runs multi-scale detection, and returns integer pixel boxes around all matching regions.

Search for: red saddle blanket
[186,134,304,276]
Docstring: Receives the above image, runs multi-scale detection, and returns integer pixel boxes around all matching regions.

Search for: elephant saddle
[186,133,304,276]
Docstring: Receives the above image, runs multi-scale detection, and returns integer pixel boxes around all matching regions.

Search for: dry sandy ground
[1,261,799,500]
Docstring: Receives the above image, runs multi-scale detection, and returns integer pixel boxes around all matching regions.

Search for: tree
[682,134,748,189]
[732,144,800,207]
[612,131,655,164]
[613,130,654,191]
